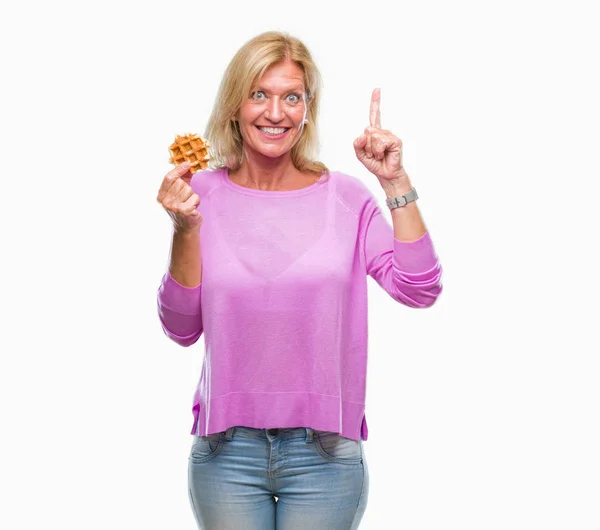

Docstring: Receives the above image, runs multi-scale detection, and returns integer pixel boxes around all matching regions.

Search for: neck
[231,149,300,191]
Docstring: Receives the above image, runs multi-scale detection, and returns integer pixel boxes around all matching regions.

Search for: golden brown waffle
[168,133,211,173]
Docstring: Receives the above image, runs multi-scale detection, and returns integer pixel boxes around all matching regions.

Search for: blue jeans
[188,426,369,529]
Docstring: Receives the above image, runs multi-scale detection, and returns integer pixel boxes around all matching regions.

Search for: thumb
[177,161,193,184]
[353,134,368,159]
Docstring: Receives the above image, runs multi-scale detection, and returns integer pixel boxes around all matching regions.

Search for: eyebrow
[252,84,305,93]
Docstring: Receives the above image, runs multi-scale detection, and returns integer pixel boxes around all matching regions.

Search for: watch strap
[386,187,418,209]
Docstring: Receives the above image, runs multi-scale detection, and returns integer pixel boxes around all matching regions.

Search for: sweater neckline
[221,168,327,197]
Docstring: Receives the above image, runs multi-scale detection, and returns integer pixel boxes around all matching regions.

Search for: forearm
[380,176,427,243]
[168,228,202,287]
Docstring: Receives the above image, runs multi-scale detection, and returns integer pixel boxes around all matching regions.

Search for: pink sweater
[157,168,443,440]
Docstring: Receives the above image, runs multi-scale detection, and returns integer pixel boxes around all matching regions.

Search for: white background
[1,0,598,528]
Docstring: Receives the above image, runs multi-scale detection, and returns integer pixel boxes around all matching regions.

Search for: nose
[265,97,284,123]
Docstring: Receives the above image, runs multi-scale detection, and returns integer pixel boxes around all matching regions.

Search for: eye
[285,93,301,104]
[250,90,266,101]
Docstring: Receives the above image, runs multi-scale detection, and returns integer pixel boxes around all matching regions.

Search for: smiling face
[235,59,308,161]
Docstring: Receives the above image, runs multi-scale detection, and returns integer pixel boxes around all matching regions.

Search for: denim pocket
[314,431,363,464]
[189,432,225,463]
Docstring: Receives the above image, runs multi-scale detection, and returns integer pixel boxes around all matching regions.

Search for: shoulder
[190,167,226,198]
[328,170,378,216]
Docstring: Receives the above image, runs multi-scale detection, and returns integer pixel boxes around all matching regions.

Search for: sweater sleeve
[363,198,443,308]
[156,270,203,346]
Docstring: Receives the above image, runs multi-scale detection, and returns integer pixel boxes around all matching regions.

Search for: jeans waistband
[223,426,317,442]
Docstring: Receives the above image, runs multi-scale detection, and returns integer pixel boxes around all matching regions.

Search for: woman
[156,31,443,529]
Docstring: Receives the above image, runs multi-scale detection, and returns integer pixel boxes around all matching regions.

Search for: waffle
[168,133,211,173]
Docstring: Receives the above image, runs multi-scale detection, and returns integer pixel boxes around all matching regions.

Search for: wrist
[173,225,201,238]
[380,178,413,199]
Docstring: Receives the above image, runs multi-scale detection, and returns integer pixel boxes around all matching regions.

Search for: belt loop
[224,427,235,440]
[305,427,315,443]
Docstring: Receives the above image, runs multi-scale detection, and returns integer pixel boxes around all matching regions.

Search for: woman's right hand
[156,161,203,232]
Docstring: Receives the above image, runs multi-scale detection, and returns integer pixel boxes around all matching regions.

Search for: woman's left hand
[353,88,409,184]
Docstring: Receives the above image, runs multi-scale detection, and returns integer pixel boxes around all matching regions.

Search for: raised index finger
[369,88,381,128]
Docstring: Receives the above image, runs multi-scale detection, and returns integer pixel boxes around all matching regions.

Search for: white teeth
[259,127,287,135]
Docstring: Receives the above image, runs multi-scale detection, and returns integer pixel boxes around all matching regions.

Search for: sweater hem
[157,271,202,315]
[190,391,369,441]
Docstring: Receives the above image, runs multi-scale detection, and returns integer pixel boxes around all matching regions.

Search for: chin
[253,144,295,159]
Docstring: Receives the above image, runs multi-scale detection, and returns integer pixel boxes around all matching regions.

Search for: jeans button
[267,428,279,435]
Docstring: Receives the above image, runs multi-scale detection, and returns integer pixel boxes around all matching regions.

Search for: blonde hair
[205,31,329,177]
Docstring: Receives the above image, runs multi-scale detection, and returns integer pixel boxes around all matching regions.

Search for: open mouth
[256,126,291,138]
